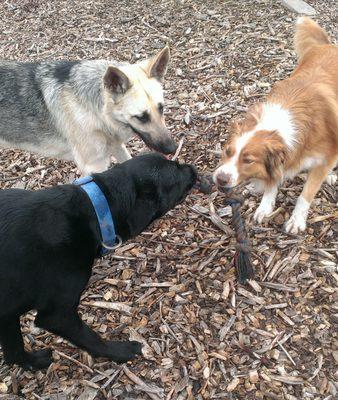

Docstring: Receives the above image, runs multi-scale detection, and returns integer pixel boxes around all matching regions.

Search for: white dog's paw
[254,203,274,223]
[284,213,306,234]
[326,173,337,186]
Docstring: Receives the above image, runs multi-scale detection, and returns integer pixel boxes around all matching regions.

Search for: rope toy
[221,188,255,283]
[194,175,255,283]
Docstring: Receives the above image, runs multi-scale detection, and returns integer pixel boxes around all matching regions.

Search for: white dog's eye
[134,112,150,123]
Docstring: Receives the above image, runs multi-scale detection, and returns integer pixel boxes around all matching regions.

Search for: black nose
[216,172,231,187]
[160,138,178,155]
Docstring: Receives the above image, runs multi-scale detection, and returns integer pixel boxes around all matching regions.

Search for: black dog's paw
[108,340,142,363]
[18,348,53,371]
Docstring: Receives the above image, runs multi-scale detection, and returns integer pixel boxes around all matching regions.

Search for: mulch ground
[0,0,337,399]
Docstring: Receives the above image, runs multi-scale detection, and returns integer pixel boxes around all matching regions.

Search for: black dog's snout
[194,174,214,194]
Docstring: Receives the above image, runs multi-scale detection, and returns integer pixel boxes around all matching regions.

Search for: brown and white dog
[213,17,338,234]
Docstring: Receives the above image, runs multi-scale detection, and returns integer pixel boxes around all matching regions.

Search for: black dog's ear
[104,67,131,98]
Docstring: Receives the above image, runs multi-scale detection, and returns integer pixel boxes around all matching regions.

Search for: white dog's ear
[104,66,131,97]
[144,46,170,81]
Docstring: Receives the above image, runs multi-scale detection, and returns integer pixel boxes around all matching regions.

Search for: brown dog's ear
[104,66,131,97]
[228,119,242,139]
[264,139,287,182]
[144,46,170,81]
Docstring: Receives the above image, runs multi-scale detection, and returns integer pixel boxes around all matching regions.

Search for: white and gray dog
[0,47,177,175]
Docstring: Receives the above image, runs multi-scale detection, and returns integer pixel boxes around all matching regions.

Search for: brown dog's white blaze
[213,127,287,190]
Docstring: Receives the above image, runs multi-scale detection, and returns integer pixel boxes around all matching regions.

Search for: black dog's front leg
[0,316,52,370]
[35,309,142,363]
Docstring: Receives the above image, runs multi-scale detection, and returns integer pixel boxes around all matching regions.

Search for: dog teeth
[326,173,337,186]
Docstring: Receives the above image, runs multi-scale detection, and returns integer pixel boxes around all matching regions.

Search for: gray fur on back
[0,60,113,147]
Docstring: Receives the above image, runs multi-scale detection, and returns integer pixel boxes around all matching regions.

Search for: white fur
[258,103,297,150]
[254,185,278,223]
[285,195,310,234]
[213,130,255,187]
[301,156,324,171]
[246,179,265,194]
[296,16,306,25]
[285,156,324,180]
[214,103,297,187]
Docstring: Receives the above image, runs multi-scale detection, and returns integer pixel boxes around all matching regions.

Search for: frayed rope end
[234,248,255,284]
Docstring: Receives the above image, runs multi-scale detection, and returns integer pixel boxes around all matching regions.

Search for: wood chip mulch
[0,1,337,399]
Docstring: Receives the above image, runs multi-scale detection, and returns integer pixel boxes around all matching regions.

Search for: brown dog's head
[102,47,177,155]
[213,124,287,189]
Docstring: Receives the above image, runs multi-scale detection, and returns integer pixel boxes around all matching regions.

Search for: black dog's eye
[158,103,164,114]
[134,112,150,124]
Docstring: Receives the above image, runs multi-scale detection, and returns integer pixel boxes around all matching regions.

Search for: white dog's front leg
[254,185,278,223]
[71,134,111,175]
[80,158,111,176]
[111,143,132,163]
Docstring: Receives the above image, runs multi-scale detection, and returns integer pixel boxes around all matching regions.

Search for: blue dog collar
[74,176,120,256]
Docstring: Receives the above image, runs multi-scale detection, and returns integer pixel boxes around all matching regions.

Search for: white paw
[254,203,274,223]
[326,173,337,186]
[284,214,306,234]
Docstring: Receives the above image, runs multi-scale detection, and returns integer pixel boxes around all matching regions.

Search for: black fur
[53,61,80,84]
[0,154,197,370]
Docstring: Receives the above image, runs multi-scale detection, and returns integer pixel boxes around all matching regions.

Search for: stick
[54,350,94,373]
[123,366,163,400]
[171,138,184,161]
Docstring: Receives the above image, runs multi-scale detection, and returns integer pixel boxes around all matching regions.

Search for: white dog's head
[102,47,177,155]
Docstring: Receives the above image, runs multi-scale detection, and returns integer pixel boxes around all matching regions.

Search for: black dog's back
[0,186,97,317]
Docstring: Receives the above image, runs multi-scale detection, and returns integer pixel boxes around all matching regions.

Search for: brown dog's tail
[294,17,330,60]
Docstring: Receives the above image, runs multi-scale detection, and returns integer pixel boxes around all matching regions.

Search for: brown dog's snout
[216,171,231,187]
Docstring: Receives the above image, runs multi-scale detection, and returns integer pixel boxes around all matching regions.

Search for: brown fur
[294,16,330,61]
[223,19,338,190]
[216,18,338,232]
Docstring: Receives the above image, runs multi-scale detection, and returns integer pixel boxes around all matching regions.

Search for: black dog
[0,154,197,370]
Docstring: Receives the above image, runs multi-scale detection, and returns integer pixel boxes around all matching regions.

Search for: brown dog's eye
[225,146,233,157]
[243,158,254,164]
